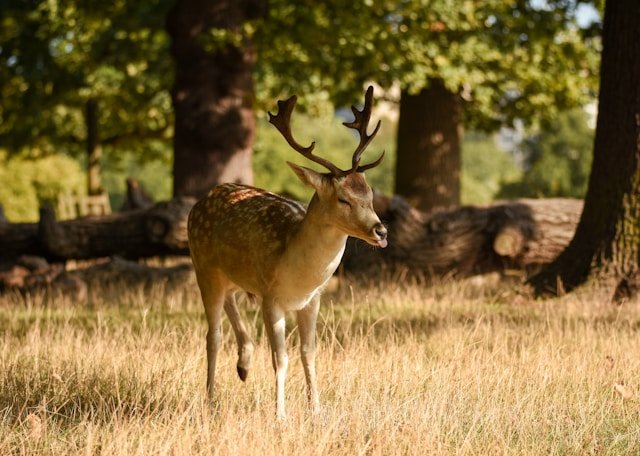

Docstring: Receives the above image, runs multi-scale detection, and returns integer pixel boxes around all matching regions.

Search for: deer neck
[277,194,347,292]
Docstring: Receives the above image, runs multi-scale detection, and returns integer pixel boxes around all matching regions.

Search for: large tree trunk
[529,0,640,302]
[166,0,265,199]
[395,79,462,212]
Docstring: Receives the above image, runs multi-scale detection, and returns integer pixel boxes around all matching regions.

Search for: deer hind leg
[224,293,254,382]
[262,298,288,420]
[296,293,321,414]
[195,267,227,400]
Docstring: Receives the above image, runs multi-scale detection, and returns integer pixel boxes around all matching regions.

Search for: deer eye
[338,198,351,207]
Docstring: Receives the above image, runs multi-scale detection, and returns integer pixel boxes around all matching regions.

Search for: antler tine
[268,95,343,175]
[356,150,385,173]
[342,85,382,172]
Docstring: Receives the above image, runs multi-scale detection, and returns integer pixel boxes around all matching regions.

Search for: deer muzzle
[372,223,388,248]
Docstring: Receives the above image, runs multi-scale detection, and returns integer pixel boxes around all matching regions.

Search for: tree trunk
[395,79,462,212]
[166,0,265,199]
[86,98,103,196]
[529,0,640,302]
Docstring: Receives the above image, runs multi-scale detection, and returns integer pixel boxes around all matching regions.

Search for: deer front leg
[296,293,321,414]
[195,269,226,400]
[224,293,254,382]
[262,299,288,420]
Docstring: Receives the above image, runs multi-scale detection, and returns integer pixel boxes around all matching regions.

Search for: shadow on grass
[0,360,190,428]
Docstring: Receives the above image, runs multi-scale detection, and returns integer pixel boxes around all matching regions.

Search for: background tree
[0,0,173,196]
[166,0,266,199]
[256,0,600,212]
[530,0,640,301]
[499,109,595,199]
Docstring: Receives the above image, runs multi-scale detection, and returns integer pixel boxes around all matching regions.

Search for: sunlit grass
[1,275,639,454]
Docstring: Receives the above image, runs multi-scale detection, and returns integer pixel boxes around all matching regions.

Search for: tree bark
[166,0,265,199]
[529,0,640,301]
[395,79,462,212]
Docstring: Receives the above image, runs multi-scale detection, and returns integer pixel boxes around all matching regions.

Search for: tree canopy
[256,0,600,129]
[1,0,600,156]
[0,0,601,213]
[0,0,173,160]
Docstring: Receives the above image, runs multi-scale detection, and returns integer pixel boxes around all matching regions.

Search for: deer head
[268,86,388,248]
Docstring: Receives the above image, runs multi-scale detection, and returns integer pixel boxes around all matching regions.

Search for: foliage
[461,132,521,205]
[0,0,173,161]
[0,147,171,222]
[0,150,84,222]
[499,108,594,198]
[255,0,600,130]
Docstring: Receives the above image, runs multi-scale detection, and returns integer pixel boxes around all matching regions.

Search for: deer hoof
[237,365,248,382]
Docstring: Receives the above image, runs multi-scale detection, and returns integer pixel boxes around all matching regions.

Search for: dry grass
[1,275,639,455]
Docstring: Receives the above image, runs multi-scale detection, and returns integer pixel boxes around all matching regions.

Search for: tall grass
[1,276,639,455]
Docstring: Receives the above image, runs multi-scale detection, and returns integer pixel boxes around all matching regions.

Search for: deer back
[188,183,307,290]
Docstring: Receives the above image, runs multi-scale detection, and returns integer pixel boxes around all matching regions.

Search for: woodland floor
[1,273,639,455]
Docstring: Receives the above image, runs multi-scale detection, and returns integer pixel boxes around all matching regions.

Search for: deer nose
[373,223,387,240]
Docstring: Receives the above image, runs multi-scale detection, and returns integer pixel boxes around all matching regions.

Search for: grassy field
[1,275,639,455]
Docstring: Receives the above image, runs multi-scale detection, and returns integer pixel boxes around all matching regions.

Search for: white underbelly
[260,242,346,312]
[274,290,320,311]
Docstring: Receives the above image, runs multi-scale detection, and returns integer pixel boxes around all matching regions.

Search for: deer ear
[287,162,325,190]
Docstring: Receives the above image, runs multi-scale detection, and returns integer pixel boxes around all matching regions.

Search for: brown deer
[187,86,387,419]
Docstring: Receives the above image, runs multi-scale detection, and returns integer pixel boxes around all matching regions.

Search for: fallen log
[0,198,195,263]
[343,195,582,276]
[0,195,582,282]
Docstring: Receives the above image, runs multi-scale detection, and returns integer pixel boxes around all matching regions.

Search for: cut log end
[493,225,525,258]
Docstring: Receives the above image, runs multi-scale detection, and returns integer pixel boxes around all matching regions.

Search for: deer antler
[268,96,343,175]
[342,85,384,174]
[269,87,384,177]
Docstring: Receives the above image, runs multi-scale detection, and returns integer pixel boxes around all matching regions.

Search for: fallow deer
[187,86,387,419]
